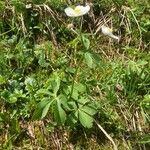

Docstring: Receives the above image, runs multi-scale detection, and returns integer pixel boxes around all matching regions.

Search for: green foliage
[84,52,93,68]
[0,0,150,149]
[81,34,90,50]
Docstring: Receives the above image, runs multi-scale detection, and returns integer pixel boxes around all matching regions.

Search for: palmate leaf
[32,98,53,120]
[78,101,97,128]
[78,109,94,128]
[58,94,77,111]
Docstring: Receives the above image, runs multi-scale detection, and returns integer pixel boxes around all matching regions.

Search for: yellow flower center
[109,28,113,32]
[74,7,81,13]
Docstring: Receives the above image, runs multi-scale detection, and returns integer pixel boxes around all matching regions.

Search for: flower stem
[69,56,82,100]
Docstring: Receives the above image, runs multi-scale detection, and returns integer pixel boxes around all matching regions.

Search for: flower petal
[83,5,90,14]
[64,7,75,17]
[74,5,90,16]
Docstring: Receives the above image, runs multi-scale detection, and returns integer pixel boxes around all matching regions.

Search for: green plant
[0,0,150,149]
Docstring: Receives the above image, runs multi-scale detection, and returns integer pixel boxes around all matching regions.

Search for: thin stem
[80,16,83,32]
[69,16,84,100]
[95,120,118,150]
[0,27,16,36]
[69,57,82,100]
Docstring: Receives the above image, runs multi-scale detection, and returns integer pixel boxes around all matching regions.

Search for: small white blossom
[64,5,90,17]
[26,4,32,9]
[101,25,120,41]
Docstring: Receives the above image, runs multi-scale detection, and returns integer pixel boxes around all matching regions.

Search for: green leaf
[9,96,17,103]
[80,104,98,116]
[77,97,90,105]
[60,93,77,111]
[68,37,79,48]
[0,1,5,12]
[78,109,94,128]
[65,67,76,74]
[67,101,78,110]
[38,52,49,67]
[46,72,60,95]
[25,77,37,92]
[54,98,66,125]
[58,94,77,111]
[51,75,60,95]
[137,60,148,66]
[1,90,10,100]
[91,52,102,66]
[138,134,150,144]
[33,98,53,120]
[81,35,90,50]
[0,75,6,85]
[72,89,79,100]
[84,52,93,68]
[66,111,78,126]
[35,89,52,97]
[74,83,86,93]
[13,89,26,98]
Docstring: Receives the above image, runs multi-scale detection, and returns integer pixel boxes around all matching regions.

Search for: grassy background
[0,0,150,149]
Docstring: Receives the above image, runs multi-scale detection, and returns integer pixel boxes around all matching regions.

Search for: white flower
[101,25,120,41]
[26,4,32,9]
[64,5,90,17]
